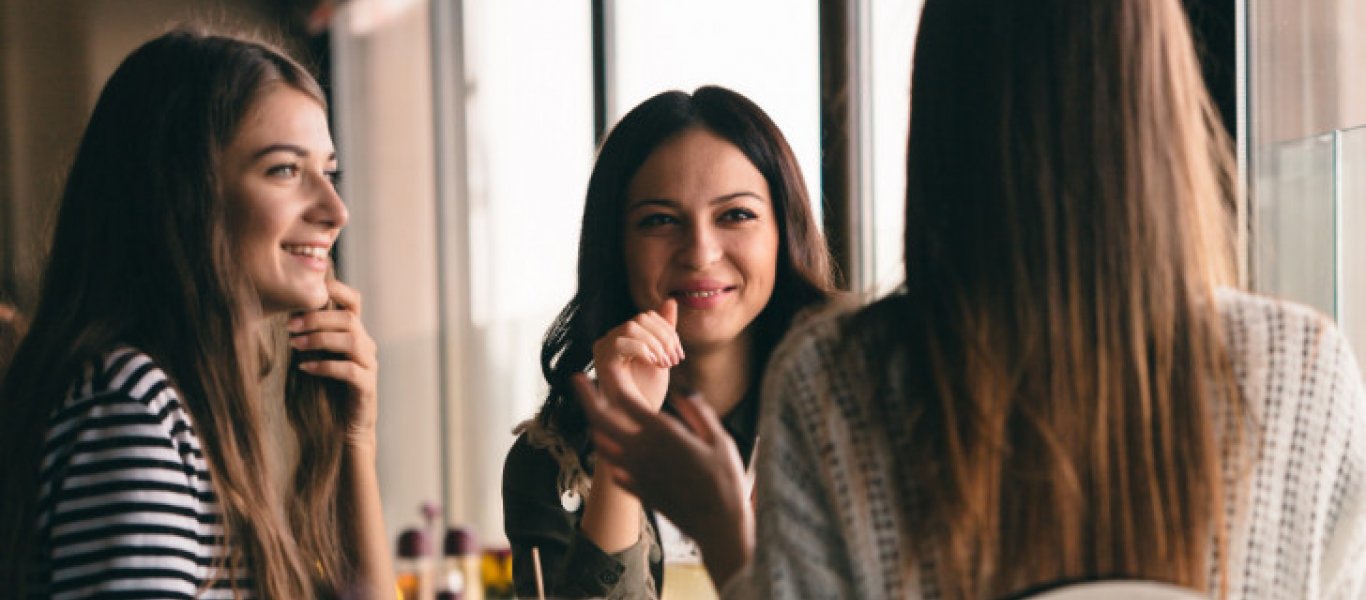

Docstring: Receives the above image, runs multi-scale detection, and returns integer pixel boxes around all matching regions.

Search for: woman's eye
[638,213,678,228]
[720,208,758,223]
[267,164,300,178]
[325,169,343,187]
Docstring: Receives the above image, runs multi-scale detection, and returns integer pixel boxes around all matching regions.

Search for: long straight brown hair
[0,29,352,598]
[854,0,1249,595]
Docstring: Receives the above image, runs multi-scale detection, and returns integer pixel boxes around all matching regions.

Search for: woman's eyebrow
[708,191,763,205]
[627,191,763,211]
[627,198,678,210]
[251,143,337,162]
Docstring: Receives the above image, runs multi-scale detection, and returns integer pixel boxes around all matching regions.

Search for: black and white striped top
[29,347,252,599]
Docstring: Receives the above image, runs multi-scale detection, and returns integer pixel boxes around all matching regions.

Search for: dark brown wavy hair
[536,86,835,448]
[848,0,1249,596]
[0,28,353,599]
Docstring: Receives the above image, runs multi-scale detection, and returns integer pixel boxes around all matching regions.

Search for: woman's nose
[679,223,722,268]
[308,173,349,229]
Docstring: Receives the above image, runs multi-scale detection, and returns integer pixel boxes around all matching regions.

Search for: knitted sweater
[724,289,1366,599]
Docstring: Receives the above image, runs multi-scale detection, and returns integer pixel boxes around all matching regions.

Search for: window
[1248,0,1366,352]
[332,0,926,547]
[609,0,822,206]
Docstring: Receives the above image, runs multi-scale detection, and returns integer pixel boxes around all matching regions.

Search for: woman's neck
[241,306,269,336]
[250,316,299,496]
[672,335,753,418]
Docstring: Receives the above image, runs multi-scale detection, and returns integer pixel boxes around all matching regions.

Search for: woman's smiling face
[222,84,347,316]
[622,126,780,352]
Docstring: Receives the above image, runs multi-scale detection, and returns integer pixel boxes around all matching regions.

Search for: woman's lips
[282,244,331,272]
[670,286,737,309]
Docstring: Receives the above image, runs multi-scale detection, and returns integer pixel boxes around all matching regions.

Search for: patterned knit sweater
[723,289,1366,599]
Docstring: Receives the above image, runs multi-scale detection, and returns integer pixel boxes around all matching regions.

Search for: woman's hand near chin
[285,279,379,449]
[591,298,683,412]
[286,279,395,599]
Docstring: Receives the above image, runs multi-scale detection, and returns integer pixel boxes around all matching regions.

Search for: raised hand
[591,298,683,412]
[286,279,379,448]
[574,375,754,587]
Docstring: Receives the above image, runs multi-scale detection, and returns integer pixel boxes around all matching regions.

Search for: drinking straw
[532,546,546,600]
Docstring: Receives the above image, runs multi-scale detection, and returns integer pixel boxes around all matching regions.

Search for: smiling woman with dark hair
[502,86,835,599]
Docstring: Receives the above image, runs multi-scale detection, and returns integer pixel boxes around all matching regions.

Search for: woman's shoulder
[33,347,224,600]
[54,346,182,420]
[1214,291,1366,594]
[759,298,877,433]
[769,296,863,374]
[1215,288,1364,456]
[1216,286,1337,331]
[45,346,197,459]
[503,426,563,493]
[504,419,592,504]
[1215,287,1359,376]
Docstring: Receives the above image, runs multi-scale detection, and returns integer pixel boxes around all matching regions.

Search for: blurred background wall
[0,0,300,312]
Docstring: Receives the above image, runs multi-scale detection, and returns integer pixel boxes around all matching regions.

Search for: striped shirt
[725,288,1366,599]
[29,347,252,599]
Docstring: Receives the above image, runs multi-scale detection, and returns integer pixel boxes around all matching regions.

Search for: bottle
[443,526,482,600]
[480,547,514,599]
[396,528,433,600]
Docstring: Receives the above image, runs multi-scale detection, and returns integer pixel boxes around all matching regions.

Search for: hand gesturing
[574,378,754,585]
[591,298,683,412]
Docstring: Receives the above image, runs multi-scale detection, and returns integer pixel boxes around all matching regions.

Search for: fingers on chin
[297,360,369,386]
[326,279,362,306]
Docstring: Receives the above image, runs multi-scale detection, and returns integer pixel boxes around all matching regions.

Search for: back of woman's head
[864,0,1244,594]
[0,28,332,597]
[906,0,1233,299]
[538,86,833,442]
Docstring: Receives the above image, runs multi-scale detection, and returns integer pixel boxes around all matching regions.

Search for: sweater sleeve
[37,364,225,599]
[1318,326,1366,599]
[723,326,857,600]
[502,433,657,599]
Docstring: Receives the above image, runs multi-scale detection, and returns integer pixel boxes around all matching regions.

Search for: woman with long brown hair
[580,0,1366,597]
[0,29,395,598]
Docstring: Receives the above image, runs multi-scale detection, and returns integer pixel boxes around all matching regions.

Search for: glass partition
[1338,125,1366,356]
[1252,132,1336,315]
[1251,124,1366,355]
[1247,0,1366,353]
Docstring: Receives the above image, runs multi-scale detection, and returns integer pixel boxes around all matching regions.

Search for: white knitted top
[723,289,1366,599]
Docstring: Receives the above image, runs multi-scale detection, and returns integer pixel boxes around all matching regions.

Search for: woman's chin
[259,288,330,316]
[678,327,748,354]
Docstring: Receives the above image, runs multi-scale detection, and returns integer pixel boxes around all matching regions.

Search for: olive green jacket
[502,398,758,599]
